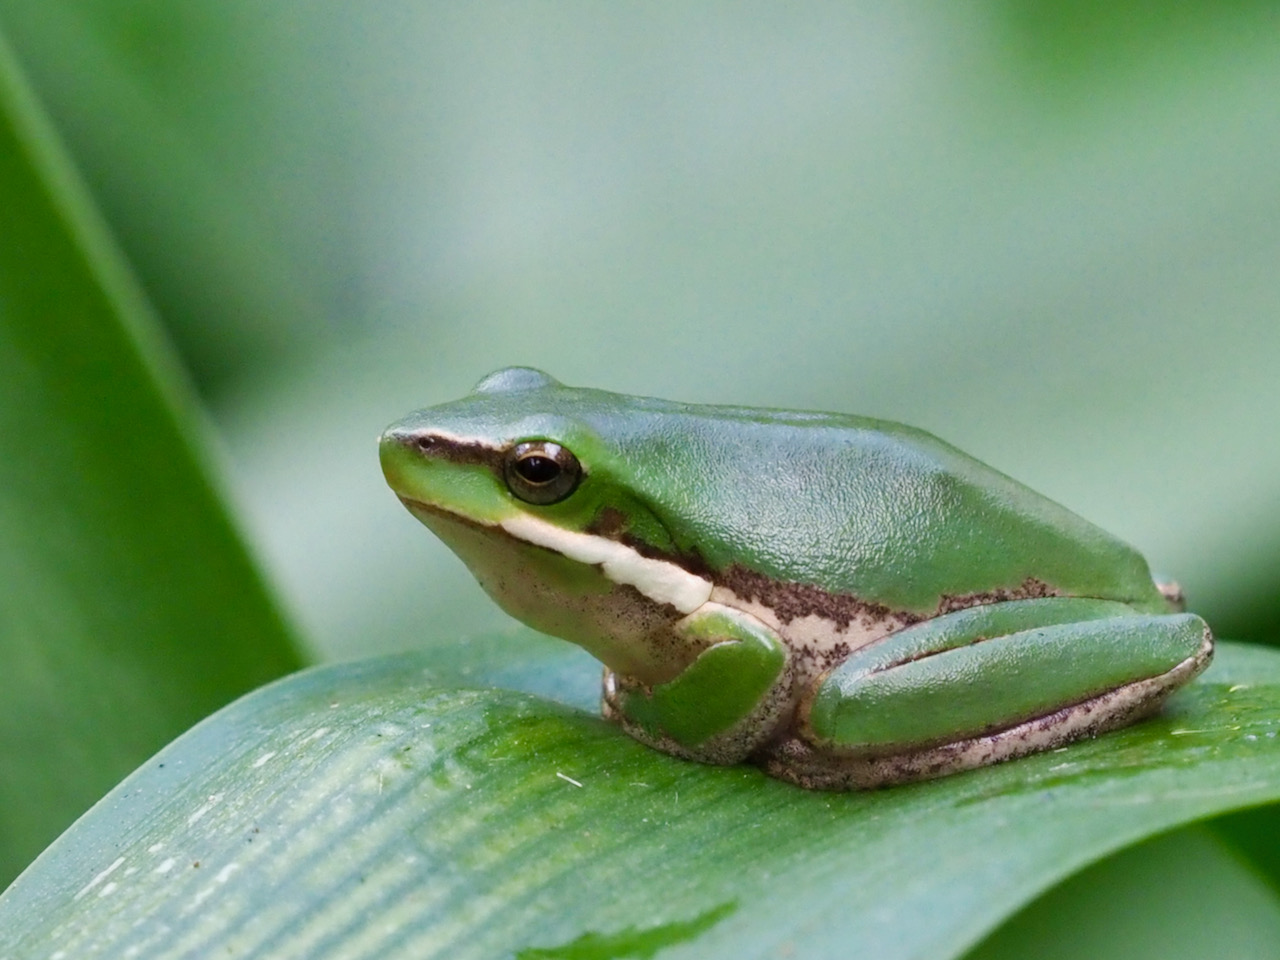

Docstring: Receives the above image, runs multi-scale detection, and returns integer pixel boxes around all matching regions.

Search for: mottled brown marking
[715,564,919,630]
[935,577,1061,614]
[629,555,1064,631]
[587,506,629,539]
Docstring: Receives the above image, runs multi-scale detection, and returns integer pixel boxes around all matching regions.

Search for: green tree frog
[379,368,1212,788]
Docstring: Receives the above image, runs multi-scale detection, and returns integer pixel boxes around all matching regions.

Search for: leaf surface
[3,641,1278,959]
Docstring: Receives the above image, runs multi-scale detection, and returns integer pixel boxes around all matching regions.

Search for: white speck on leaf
[556,772,584,788]
[186,794,223,826]
[190,885,217,910]
[74,856,125,900]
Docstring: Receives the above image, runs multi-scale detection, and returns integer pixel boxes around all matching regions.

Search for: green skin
[380,367,1213,789]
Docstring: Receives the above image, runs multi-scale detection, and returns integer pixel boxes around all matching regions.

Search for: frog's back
[602,401,1165,617]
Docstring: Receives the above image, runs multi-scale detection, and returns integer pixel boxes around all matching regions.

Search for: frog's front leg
[603,603,791,765]
[769,597,1213,790]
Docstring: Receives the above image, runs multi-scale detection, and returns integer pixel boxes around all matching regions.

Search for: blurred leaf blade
[3,640,1280,959]
[0,26,302,888]
[0,0,350,396]
[967,825,1280,960]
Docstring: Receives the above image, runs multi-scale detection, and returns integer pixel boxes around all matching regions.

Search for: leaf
[0,0,345,395]
[0,27,302,887]
[3,640,1279,960]
[967,825,1280,960]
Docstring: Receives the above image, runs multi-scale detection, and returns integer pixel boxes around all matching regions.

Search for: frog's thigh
[620,604,787,755]
[805,600,1213,753]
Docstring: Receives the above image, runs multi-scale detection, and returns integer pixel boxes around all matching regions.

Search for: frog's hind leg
[766,598,1213,790]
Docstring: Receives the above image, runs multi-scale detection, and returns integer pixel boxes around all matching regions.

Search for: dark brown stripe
[391,432,505,472]
[716,563,920,631]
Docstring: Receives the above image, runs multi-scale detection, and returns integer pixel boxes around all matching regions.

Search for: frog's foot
[768,598,1213,790]
[602,603,791,765]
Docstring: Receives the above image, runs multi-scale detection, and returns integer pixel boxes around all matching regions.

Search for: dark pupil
[516,455,560,485]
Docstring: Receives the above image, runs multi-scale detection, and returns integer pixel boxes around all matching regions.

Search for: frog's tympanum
[380,368,1212,789]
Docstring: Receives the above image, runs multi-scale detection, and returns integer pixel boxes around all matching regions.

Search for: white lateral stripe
[500,514,712,614]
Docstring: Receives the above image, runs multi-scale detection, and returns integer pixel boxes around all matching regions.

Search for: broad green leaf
[0,0,347,396]
[967,826,1280,960]
[0,29,302,887]
[3,640,1279,959]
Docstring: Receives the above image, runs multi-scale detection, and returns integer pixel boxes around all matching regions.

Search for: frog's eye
[504,441,582,505]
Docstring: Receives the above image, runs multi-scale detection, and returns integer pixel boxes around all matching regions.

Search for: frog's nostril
[383,430,437,453]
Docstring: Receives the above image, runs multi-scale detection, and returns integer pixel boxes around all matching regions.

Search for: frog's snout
[378,427,425,491]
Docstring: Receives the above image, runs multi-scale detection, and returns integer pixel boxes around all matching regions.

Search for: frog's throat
[403,497,714,615]
[498,513,713,614]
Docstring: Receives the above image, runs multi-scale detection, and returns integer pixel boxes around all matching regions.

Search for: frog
[379,367,1212,789]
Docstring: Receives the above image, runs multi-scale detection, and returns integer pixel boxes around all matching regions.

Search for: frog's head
[379,367,711,681]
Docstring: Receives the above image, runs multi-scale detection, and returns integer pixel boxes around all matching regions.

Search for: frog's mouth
[397,496,712,616]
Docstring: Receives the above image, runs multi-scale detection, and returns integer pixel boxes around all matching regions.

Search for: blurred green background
[2,2,1277,677]
[4,5,1280,954]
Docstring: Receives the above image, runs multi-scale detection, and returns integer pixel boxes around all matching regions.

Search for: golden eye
[503,441,582,505]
